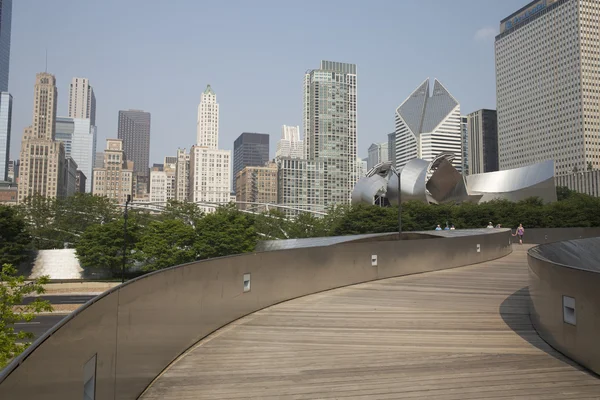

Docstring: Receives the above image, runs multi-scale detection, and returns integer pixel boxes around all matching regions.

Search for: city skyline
[6,0,526,166]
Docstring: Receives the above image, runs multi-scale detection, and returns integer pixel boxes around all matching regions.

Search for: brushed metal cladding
[528,237,600,376]
[426,158,473,204]
[351,175,387,205]
[0,230,512,399]
[525,227,600,244]
[467,160,556,203]
[399,158,429,203]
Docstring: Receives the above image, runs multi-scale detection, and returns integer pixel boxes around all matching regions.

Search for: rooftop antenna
[45,49,48,72]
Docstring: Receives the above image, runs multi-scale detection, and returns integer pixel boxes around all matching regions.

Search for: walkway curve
[141,246,600,399]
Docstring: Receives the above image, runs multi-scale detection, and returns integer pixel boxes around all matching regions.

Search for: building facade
[7,159,17,182]
[235,162,277,210]
[276,125,303,159]
[118,109,150,178]
[387,132,396,168]
[190,85,231,211]
[0,92,11,181]
[496,0,600,176]
[68,77,96,126]
[17,73,65,202]
[64,156,78,197]
[394,78,462,171]
[92,139,134,203]
[149,157,176,204]
[55,117,97,192]
[196,85,219,148]
[367,142,389,170]
[75,170,86,193]
[303,60,357,207]
[556,169,600,197]
[467,109,498,175]
[0,0,11,92]
[175,148,190,201]
[461,116,468,176]
[233,132,269,192]
[356,157,368,178]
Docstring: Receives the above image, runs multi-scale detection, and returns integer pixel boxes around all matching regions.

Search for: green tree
[135,219,196,271]
[75,218,141,277]
[333,204,398,235]
[253,209,290,240]
[0,264,52,368]
[15,195,61,249]
[54,194,119,245]
[556,186,576,202]
[195,206,258,259]
[588,162,593,172]
[287,212,328,238]
[159,200,204,227]
[0,206,32,267]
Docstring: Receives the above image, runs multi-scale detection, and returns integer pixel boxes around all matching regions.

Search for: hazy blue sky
[8,0,526,164]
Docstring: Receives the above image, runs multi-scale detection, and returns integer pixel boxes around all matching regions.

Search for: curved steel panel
[0,230,512,399]
[351,175,387,205]
[399,158,429,203]
[467,160,557,203]
[528,237,600,376]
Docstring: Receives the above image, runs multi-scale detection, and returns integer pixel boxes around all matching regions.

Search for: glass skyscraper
[55,117,97,192]
[0,92,11,181]
[0,0,12,92]
[233,132,269,188]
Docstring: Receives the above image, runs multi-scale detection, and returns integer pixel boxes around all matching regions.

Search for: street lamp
[122,194,131,284]
[397,167,402,235]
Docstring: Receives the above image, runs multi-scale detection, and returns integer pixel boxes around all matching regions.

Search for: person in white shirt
[487,222,494,228]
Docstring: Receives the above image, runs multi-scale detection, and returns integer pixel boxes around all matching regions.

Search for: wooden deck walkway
[141,246,600,399]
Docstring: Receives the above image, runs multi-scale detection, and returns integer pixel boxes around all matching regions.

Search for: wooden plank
[141,246,600,399]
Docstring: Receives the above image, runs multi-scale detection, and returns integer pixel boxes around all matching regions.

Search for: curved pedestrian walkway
[141,246,600,399]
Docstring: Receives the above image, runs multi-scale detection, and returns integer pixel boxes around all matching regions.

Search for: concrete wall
[528,237,600,375]
[0,230,512,399]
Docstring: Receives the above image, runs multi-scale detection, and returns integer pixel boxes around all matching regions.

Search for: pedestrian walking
[512,224,525,245]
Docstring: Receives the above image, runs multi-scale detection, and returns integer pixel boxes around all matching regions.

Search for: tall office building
[467,109,498,175]
[367,142,389,170]
[68,78,96,126]
[356,157,368,178]
[175,148,190,201]
[118,109,150,178]
[18,73,65,202]
[394,78,462,171]
[196,85,219,148]
[233,132,269,191]
[461,116,469,176]
[496,0,600,176]
[304,60,357,206]
[0,0,12,92]
[0,92,11,181]
[276,125,303,159]
[387,133,396,167]
[55,117,97,192]
[149,157,176,204]
[92,139,134,203]
[190,85,231,211]
[235,161,278,210]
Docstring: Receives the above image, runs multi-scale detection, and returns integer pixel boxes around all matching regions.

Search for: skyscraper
[235,162,278,211]
[68,77,96,126]
[461,116,468,176]
[304,60,357,206]
[190,85,231,211]
[387,133,396,167]
[0,0,12,92]
[0,92,11,181]
[394,78,462,171]
[367,142,389,170]
[118,109,150,178]
[467,109,498,175]
[92,139,134,203]
[196,85,219,148]
[175,148,190,201]
[55,117,97,192]
[18,73,65,201]
[496,0,600,176]
[233,132,269,190]
[276,125,303,159]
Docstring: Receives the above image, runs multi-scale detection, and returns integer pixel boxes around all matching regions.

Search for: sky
[8,0,527,164]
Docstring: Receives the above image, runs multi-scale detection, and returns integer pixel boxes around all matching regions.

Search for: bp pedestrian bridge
[1,228,600,399]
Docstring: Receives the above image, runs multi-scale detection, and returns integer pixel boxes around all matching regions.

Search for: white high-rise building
[55,117,97,192]
[367,142,389,170]
[149,159,176,205]
[190,85,231,212]
[68,78,96,126]
[496,0,600,176]
[196,85,219,148]
[175,148,190,201]
[394,78,462,171]
[276,125,303,159]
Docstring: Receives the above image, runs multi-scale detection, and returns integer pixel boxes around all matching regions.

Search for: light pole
[397,168,402,235]
[122,194,131,284]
